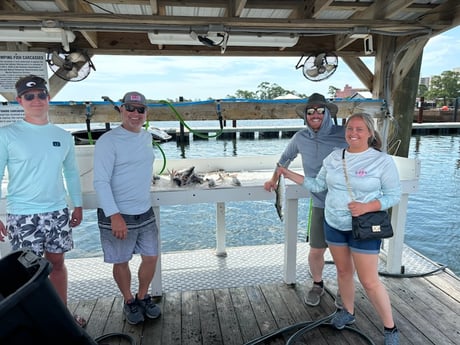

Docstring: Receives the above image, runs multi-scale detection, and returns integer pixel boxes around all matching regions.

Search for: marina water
[66,120,460,276]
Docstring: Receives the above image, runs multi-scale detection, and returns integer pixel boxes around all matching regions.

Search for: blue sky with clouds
[43,25,460,102]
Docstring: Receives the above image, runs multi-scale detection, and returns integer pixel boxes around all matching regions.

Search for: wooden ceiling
[1,0,459,58]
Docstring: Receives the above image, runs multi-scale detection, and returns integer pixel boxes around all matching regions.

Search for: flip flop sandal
[73,314,87,328]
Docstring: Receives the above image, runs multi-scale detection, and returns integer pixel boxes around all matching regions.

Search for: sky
[17,26,460,102]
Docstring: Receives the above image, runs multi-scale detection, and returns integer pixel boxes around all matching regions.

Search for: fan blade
[68,52,87,63]
[66,67,79,79]
[325,64,336,72]
[51,52,66,68]
[306,67,319,78]
[313,53,326,67]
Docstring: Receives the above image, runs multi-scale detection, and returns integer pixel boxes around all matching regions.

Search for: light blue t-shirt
[303,148,401,231]
[93,126,155,216]
[0,120,82,214]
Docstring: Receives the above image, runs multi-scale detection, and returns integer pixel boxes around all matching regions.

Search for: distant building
[419,67,460,88]
[350,91,373,99]
[419,76,430,88]
[334,84,369,98]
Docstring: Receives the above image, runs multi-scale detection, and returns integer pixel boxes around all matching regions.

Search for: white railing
[0,146,420,296]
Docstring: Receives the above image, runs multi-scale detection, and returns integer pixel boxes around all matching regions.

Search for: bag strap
[342,149,355,201]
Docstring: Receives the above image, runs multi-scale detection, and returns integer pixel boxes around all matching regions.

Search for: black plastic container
[0,249,97,345]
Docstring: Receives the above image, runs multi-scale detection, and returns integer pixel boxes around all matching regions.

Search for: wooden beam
[234,0,247,17]
[43,100,382,124]
[80,31,98,48]
[341,56,374,91]
[391,36,428,93]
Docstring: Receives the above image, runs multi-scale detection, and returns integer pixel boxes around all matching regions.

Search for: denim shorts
[98,207,159,264]
[324,221,381,254]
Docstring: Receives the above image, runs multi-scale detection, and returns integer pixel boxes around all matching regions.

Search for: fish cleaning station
[1,1,460,345]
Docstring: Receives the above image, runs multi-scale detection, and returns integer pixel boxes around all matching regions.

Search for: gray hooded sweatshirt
[277,108,347,208]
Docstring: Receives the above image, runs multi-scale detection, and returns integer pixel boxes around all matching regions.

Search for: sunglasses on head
[306,107,325,115]
[124,104,146,113]
[23,92,48,101]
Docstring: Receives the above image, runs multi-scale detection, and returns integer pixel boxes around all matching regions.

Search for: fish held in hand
[275,171,286,222]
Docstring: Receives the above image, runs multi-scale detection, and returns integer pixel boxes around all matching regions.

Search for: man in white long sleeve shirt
[93,91,160,325]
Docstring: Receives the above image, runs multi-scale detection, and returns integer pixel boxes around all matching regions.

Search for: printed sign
[0,52,48,93]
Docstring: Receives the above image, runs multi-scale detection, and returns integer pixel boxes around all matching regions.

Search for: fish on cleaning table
[168,166,204,187]
[275,165,286,222]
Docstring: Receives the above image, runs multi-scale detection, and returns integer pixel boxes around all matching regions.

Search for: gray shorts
[98,207,159,264]
[307,207,327,249]
[7,208,73,256]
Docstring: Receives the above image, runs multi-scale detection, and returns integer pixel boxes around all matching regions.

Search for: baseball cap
[15,75,48,96]
[121,91,147,106]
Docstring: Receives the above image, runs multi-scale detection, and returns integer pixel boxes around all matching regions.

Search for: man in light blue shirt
[0,75,85,327]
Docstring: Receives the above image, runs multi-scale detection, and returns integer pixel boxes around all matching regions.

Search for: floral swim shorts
[7,208,73,256]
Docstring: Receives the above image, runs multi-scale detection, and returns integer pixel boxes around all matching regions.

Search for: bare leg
[137,255,158,298]
[309,247,326,282]
[45,252,67,305]
[328,244,355,313]
[113,261,133,302]
[352,252,395,328]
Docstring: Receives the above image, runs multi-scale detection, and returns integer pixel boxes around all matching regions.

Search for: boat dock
[162,122,460,142]
[66,243,460,345]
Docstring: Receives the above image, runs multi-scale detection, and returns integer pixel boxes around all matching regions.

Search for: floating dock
[163,122,460,143]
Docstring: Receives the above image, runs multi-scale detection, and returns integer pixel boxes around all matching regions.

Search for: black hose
[378,264,448,278]
[243,309,377,345]
[94,332,136,344]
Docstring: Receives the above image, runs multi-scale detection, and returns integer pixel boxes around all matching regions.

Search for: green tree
[328,86,340,98]
[426,70,460,105]
[227,82,307,99]
[226,89,256,99]
[417,84,428,98]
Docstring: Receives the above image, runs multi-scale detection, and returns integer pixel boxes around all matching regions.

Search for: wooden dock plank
[229,286,262,343]
[384,276,458,344]
[245,285,284,345]
[198,289,222,345]
[160,291,182,345]
[74,273,460,345]
[213,289,244,345]
[277,283,330,345]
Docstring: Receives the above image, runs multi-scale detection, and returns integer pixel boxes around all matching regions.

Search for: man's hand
[70,206,83,227]
[0,220,7,242]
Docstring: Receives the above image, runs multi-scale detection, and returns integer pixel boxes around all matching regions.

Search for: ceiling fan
[296,52,338,81]
[46,50,96,82]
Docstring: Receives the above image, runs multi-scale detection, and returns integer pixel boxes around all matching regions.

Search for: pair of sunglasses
[124,104,146,113]
[306,107,325,115]
[23,92,48,101]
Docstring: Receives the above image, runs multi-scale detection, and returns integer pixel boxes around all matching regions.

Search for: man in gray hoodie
[264,93,347,307]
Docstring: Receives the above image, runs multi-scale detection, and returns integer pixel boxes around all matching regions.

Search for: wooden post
[418,96,424,123]
[392,54,423,157]
[178,96,185,144]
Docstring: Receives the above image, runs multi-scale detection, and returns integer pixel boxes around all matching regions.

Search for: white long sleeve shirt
[93,126,155,216]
